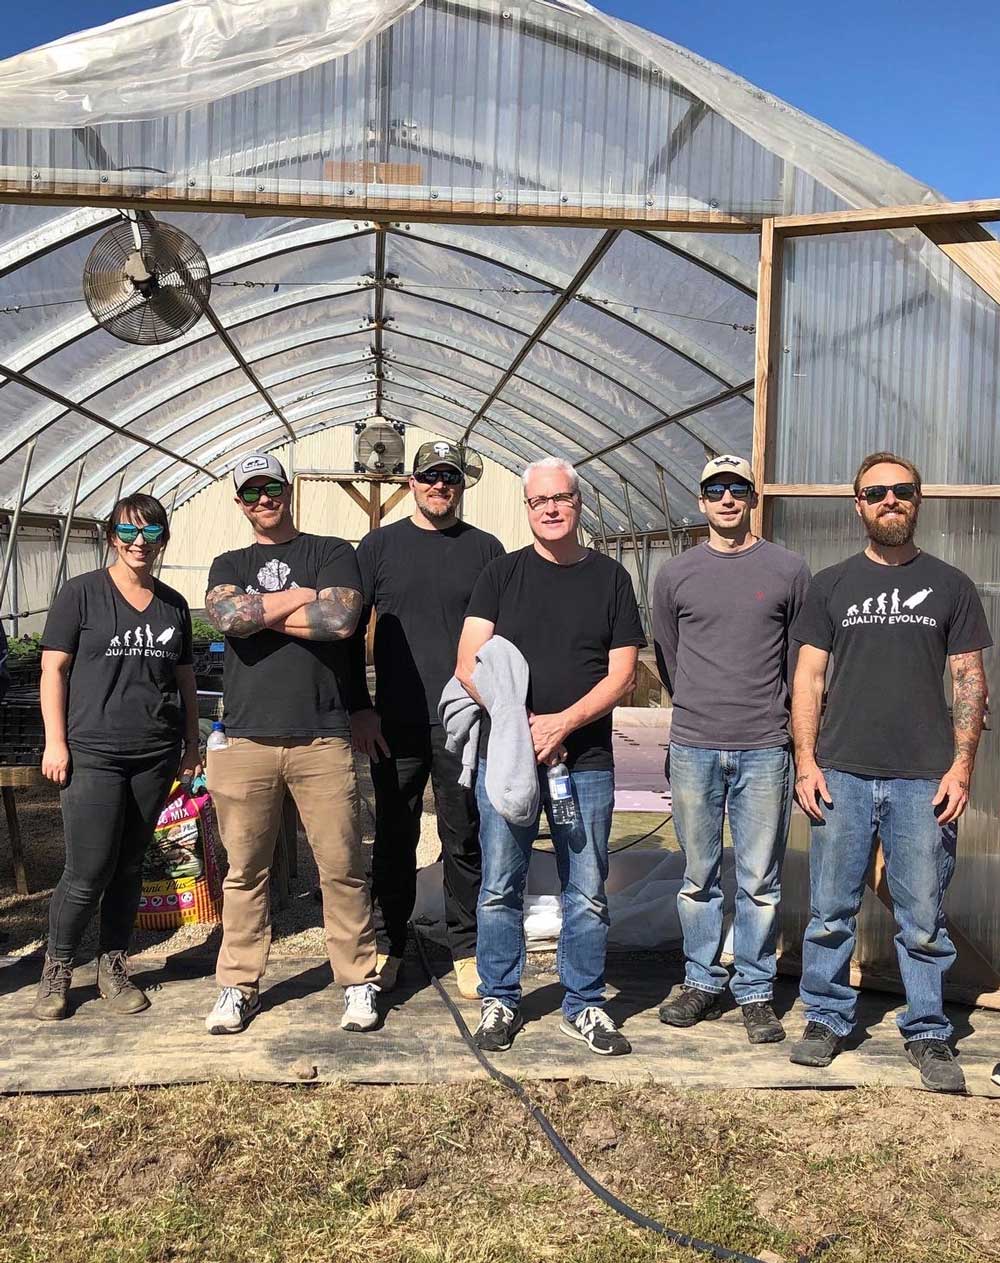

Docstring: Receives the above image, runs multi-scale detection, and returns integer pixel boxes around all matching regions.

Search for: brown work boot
[454,956,481,1000]
[33,955,73,1021]
[97,951,150,1015]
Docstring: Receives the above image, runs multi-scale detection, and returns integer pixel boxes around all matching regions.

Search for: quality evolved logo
[842,587,935,628]
[107,625,179,659]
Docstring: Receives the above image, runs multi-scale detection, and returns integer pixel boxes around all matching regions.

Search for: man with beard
[350,441,504,997]
[790,452,991,1091]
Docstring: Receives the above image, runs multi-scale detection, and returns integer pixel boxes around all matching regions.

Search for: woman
[35,493,200,1020]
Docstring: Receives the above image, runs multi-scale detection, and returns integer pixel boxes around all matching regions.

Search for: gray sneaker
[33,955,73,1021]
[341,983,380,1032]
[97,951,150,1015]
[206,985,261,1035]
[789,1021,842,1067]
[905,1039,966,1093]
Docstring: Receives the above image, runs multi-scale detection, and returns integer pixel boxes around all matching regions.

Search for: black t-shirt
[41,569,193,755]
[466,546,646,770]
[792,551,992,779]
[353,518,505,727]
[207,533,362,739]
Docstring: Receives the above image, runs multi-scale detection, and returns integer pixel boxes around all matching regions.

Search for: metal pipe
[50,459,85,604]
[0,441,36,612]
[101,470,128,566]
[8,528,18,639]
[655,464,679,557]
[155,487,179,578]
[620,476,651,637]
[595,491,610,555]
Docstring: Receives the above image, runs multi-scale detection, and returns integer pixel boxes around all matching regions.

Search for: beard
[418,494,456,522]
[865,504,917,547]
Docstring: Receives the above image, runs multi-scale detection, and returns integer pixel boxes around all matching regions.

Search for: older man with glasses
[202,452,381,1037]
[456,456,645,1056]
[652,455,811,1045]
[790,451,991,1091]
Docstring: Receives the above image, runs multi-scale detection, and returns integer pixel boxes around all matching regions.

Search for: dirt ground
[3,778,1000,1263]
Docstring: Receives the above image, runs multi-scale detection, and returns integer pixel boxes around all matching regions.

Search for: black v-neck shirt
[42,569,193,755]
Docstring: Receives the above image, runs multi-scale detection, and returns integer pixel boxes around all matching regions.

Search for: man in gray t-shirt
[653,455,810,1045]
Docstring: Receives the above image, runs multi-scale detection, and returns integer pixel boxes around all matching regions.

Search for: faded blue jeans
[800,769,957,1043]
[669,742,792,1004]
[475,760,614,1020]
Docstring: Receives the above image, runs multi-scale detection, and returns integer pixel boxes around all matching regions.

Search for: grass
[2,1081,1000,1263]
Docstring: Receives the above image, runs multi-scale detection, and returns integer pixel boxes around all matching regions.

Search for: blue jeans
[800,769,958,1042]
[475,760,614,1020]
[669,742,792,1004]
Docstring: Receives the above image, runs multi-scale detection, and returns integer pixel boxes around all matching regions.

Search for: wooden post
[751,218,783,540]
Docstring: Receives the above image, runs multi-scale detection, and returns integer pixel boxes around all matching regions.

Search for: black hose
[411,925,767,1263]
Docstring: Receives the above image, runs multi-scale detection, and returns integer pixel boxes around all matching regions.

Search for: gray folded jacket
[438,635,540,827]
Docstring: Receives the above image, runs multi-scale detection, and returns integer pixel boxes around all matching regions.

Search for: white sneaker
[992,1062,1000,1088]
[205,985,260,1035]
[341,983,379,1032]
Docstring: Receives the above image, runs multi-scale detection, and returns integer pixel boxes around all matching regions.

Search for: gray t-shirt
[652,539,811,750]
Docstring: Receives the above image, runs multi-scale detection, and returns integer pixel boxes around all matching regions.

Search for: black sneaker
[658,985,724,1027]
[741,1000,786,1045]
[788,1021,842,1067]
[559,1007,631,1056]
[473,998,522,1052]
[905,1039,966,1094]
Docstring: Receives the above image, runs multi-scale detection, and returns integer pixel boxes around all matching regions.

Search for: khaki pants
[207,736,378,991]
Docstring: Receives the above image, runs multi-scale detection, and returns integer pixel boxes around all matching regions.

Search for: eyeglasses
[114,523,165,544]
[858,482,918,506]
[414,468,463,486]
[525,492,579,512]
[237,481,287,504]
[701,480,753,502]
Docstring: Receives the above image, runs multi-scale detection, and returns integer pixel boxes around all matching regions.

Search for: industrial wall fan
[82,213,212,345]
[354,420,406,475]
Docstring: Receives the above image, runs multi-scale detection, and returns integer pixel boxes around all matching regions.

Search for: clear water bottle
[547,761,578,826]
[206,721,228,751]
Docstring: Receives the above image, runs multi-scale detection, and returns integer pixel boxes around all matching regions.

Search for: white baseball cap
[233,451,289,492]
[699,454,754,489]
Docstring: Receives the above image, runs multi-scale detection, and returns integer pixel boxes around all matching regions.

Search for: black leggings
[47,744,179,962]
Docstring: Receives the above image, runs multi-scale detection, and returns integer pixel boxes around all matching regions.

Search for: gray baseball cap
[233,451,289,492]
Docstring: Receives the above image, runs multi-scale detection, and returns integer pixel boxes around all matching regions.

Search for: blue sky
[2,0,997,199]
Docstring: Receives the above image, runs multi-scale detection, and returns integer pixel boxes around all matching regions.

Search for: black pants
[47,744,179,962]
[370,722,481,958]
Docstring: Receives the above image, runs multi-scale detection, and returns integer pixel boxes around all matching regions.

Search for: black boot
[658,985,724,1027]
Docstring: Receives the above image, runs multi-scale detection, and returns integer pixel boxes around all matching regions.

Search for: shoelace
[576,1007,615,1036]
[480,999,512,1031]
[40,960,70,997]
[105,953,130,993]
[347,984,377,1012]
[218,986,244,1016]
[921,1040,952,1061]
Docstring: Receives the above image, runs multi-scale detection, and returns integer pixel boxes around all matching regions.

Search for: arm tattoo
[950,650,988,770]
[205,584,266,638]
[296,586,363,641]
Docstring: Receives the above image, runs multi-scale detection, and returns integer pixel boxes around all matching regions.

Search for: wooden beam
[764,483,1000,498]
[773,197,1000,237]
[751,218,782,538]
[381,483,411,517]
[0,183,761,233]
[336,481,373,516]
[921,221,1000,307]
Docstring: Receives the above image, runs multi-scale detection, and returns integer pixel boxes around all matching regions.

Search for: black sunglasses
[414,468,463,486]
[702,480,753,502]
[858,482,918,506]
[238,480,287,504]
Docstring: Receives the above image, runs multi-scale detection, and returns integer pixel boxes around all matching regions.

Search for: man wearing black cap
[652,455,811,1044]
[203,451,381,1036]
[350,440,504,997]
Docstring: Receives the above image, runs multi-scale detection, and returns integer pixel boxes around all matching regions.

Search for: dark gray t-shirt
[207,533,361,740]
[792,550,992,779]
[652,539,811,750]
[42,569,193,755]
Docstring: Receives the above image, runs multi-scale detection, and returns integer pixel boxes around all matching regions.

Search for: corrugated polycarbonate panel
[774,228,1000,484]
[771,496,1000,975]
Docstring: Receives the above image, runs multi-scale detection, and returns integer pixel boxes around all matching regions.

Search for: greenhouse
[0,0,998,1074]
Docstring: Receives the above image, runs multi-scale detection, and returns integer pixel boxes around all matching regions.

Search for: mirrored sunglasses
[114,523,165,544]
[701,480,752,502]
[238,481,287,504]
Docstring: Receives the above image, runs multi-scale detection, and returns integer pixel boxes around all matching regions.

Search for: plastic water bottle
[547,761,578,826]
[206,721,228,751]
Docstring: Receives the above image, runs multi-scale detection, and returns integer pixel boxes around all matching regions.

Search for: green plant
[6,633,41,658]
[190,617,217,642]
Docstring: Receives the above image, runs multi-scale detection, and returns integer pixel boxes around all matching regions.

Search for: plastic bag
[136,778,223,929]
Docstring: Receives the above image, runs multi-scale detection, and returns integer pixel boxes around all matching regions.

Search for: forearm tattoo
[206,584,266,638]
[951,650,987,770]
[296,587,362,641]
